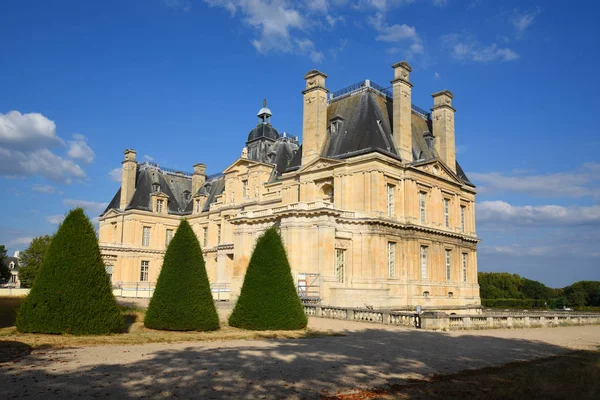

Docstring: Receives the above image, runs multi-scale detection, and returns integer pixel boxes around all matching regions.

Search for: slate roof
[3,257,18,272]
[247,123,280,142]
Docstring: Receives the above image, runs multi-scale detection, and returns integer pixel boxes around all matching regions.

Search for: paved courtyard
[2,317,599,399]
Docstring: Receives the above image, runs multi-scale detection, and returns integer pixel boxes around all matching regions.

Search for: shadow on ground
[0,327,578,399]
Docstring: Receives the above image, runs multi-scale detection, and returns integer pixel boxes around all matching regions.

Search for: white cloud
[205,1,326,62]
[109,168,122,183]
[469,163,600,199]
[433,0,447,7]
[47,215,65,225]
[510,7,541,39]
[0,147,86,184]
[143,155,154,162]
[63,199,109,216]
[326,15,344,27]
[477,200,600,227]
[434,72,440,79]
[32,184,56,194]
[0,111,88,184]
[7,237,33,248]
[0,110,63,151]
[442,33,519,62]
[368,13,423,59]
[67,134,95,165]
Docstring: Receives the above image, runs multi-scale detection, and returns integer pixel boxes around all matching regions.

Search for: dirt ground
[1,314,599,399]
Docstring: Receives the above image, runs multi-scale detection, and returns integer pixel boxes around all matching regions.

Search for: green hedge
[482,298,547,309]
[229,227,307,331]
[144,219,219,331]
[16,208,123,334]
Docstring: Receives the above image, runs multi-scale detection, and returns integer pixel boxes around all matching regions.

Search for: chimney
[431,90,456,172]
[391,61,413,163]
[301,70,329,166]
[192,163,206,195]
[120,149,137,210]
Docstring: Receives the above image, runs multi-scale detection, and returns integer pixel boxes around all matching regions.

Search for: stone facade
[98,61,481,311]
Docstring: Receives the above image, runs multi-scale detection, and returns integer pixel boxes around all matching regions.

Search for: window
[387,184,395,217]
[203,227,208,247]
[196,199,201,213]
[142,226,151,247]
[448,292,454,298]
[388,242,396,278]
[183,190,191,202]
[460,205,466,233]
[217,224,221,244]
[419,192,426,223]
[462,253,468,283]
[140,261,149,282]
[165,229,173,247]
[335,249,345,283]
[156,199,164,213]
[423,291,430,298]
[420,246,428,280]
[10,275,16,283]
[105,265,113,283]
[242,180,249,199]
[445,250,451,281]
[9,262,14,270]
[443,198,450,228]
[152,183,160,192]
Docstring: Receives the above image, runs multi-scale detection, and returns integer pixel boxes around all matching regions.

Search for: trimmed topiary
[229,227,307,330]
[144,219,219,331]
[16,208,124,335]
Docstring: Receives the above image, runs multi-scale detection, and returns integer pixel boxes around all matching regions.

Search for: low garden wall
[303,305,600,330]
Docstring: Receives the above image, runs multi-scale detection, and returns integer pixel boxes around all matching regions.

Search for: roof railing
[330,79,431,120]
[139,161,192,177]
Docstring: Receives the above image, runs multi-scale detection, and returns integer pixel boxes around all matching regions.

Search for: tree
[229,227,307,331]
[16,208,123,334]
[0,244,9,283]
[144,219,219,331]
[18,235,53,288]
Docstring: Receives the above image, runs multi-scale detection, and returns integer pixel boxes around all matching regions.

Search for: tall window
[335,249,345,283]
[419,192,426,223]
[217,224,221,244]
[165,229,173,247]
[142,227,151,247]
[203,227,208,247]
[387,184,395,217]
[460,205,466,233]
[196,199,201,213]
[105,265,113,283]
[420,246,428,280]
[388,242,396,278]
[140,261,149,282]
[156,199,164,213]
[445,250,451,281]
[443,198,450,228]
[462,253,468,283]
[242,180,249,199]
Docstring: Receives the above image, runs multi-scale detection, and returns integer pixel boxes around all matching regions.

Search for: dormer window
[329,115,344,134]
[183,190,191,202]
[9,262,15,270]
[152,183,160,193]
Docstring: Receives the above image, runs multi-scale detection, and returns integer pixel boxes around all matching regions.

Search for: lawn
[324,350,600,400]
[0,296,334,350]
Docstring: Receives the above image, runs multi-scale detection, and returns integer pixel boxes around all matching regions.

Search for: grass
[323,350,600,400]
[0,297,338,350]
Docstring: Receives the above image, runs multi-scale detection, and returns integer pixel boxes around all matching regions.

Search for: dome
[257,107,272,117]
[247,124,280,142]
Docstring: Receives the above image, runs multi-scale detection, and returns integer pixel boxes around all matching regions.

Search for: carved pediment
[412,160,461,184]
[222,158,274,175]
[299,157,344,173]
[101,209,121,218]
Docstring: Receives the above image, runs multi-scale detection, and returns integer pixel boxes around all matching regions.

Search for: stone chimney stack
[431,90,456,172]
[301,70,329,166]
[120,149,137,210]
[192,163,206,195]
[391,61,413,163]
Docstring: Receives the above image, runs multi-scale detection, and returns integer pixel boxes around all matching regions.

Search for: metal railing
[112,281,231,300]
[138,162,193,177]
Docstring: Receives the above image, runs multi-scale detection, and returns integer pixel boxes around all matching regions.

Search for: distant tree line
[478,272,600,309]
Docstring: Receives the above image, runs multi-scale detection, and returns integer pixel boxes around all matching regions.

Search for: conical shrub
[16,208,123,334]
[144,219,219,331]
[229,227,307,330]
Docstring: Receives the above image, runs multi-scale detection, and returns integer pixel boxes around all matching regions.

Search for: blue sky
[1,0,599,287]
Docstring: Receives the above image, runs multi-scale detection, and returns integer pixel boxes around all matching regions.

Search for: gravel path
[2,319,599,399]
